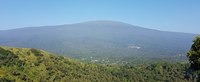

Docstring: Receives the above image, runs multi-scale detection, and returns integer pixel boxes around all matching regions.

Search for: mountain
[0,20,196,59]
[0,46,194,82]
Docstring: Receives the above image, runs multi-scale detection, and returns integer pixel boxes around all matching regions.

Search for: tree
[187,36,200,70]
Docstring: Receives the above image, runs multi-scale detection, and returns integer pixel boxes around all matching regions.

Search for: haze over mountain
[0,20,196,59]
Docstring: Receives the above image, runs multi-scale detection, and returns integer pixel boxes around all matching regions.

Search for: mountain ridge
[0,20,196,61]
[0,20,197,35]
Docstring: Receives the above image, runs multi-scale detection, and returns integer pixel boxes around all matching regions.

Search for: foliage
[187,36,200,70]
[0,46,195,82]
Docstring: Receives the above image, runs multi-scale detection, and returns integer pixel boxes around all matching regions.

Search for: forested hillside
[0,46,196,82]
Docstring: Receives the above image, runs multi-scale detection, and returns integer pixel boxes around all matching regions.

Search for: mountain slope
[0,46,116,82]
[0,20,196,59]
[0,46,194,82]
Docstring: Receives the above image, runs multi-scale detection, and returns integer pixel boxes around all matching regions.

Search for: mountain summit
[0,20,196,59]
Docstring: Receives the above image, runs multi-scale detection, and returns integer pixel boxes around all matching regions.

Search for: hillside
[0,46,196,82]
[0,21,196,61]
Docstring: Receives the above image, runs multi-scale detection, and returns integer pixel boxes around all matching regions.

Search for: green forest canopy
[0,46,196,82]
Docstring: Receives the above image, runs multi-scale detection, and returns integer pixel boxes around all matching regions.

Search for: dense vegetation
[0,46,197,82]
[187,36,200,82]
[187,36,200,70]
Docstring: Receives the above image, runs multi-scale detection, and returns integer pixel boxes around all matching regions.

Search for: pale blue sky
[0,0,199,34]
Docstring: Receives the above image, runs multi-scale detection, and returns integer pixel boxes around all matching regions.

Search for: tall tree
[187,36,200,70]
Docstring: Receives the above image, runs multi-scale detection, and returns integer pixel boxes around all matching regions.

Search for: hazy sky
[0,0,199,34]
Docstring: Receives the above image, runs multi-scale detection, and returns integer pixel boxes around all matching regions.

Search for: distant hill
[0,46,195,82]
[0,20,196,59]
